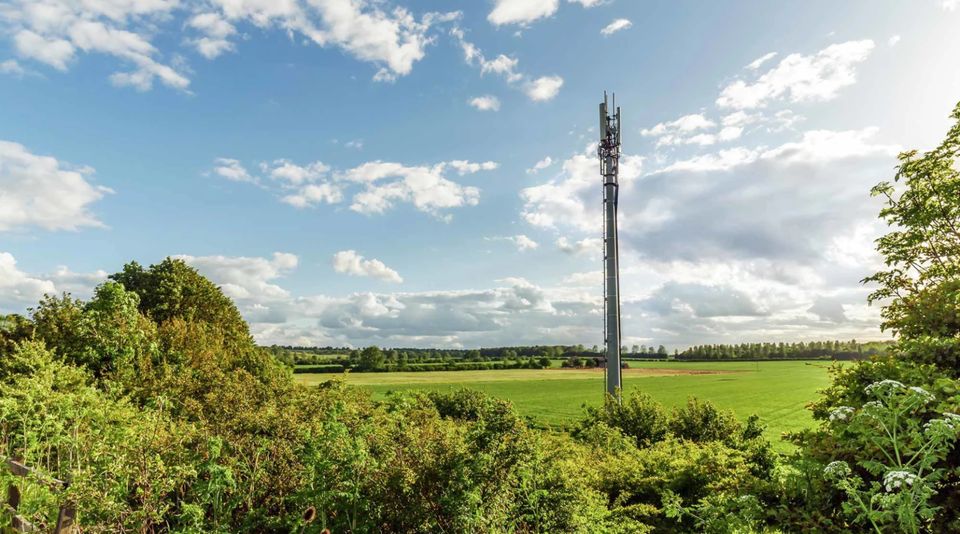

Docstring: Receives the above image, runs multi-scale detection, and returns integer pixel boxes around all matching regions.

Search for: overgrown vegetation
[2,101,960,532]
[0,261,774,532]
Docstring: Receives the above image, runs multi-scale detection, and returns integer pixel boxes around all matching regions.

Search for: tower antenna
[599,92,623,401]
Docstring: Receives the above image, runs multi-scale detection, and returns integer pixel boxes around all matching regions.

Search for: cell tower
[599,92,622,400]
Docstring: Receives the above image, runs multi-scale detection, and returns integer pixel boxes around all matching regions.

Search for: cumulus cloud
[526,156,553,174]
[0,252,107,313]
[521,146,643,231]
[717,40,875,109]
[0,252,56,310]
[600,18,632,36]
[213,157,256,183]
[1,0,459,89]
[452,27,564,101]
[640,113,719,147]
[213,156,493,218]
[524,75,564,101]
[6,1,190,91]
[176,252,298,302]
[469,95,501,111]
[0,140,111,232]
[488,0,559,26]
[188,12,236,59]
[332,250,403,283]
[486,0,604,26]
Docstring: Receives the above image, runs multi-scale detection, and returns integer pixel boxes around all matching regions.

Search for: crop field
[296,360,840,448]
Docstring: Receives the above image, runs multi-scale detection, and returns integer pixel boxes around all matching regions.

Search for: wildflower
[823,461,852,479]
[883,470,918,492]
[829,406,855,422]
[924,418,954,434]
[908,386,936,403]
[865,380,905,396]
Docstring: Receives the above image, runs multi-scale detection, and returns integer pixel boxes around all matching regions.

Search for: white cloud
[282,183,343,208]
[447,160,499,174]
[344,161,482,217]
[524,75,564,101]
[2,0,459,89]
[177,252,298,302]
[600,18,632,36]
[188,12,236,59]
[717,40,875,109]
[14,30,75,71]
[721,110,762,128]
[7,2,189,91]
[942,0,959,10]
[270,160,331,185]
[0,59,25,76]
[745,51,777,70]
[556,236,601,255]
[641,113,715,141]
[0,253,107,313]
[888,35,901,47]
[452,27,564,101]
[526,156,553,174]
[488,0,559,26]
[217,156,493,218]
[0,140,111,232]
[511,235,539,251]
[0,252,56,310]
[490,234,540,251]
[213,157,256,183]
[332,250,403,283]
[469,95,501,111]
[569,0,606,6]
[344,139,363,150]
[521,146,643,232]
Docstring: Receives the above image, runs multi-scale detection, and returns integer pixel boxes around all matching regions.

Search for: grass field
[295,360,840,449]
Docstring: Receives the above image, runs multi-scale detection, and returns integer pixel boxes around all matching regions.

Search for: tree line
[265,339,889,373]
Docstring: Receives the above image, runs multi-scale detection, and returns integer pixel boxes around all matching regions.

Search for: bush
[578,391,669,448]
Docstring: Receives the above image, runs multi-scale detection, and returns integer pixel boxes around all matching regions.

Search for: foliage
[578,391,668,447]
[819,381,960,533]
[779,101,960,532]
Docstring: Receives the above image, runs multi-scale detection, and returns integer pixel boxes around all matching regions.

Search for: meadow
[295,359,839,448]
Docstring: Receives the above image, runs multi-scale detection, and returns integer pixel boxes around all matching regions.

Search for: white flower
[823,461,852,479]
[865,380,905,396]
[908,386,936,403]
[943,412,960,422]
[883,470,918,492]
[829,406,855,422]
[925,418,953,433]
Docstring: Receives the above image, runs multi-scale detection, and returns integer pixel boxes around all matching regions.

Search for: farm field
[296,360,840,449]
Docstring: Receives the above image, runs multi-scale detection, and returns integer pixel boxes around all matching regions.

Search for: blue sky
[2,0,960,349]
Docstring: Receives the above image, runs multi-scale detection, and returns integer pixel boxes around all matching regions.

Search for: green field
[295,360,839,449]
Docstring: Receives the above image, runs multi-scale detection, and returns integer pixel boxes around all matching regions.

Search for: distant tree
[657,345,668,356]
[357,345,385,371]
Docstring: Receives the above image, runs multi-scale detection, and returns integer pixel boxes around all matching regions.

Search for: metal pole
[599,93,622,400]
